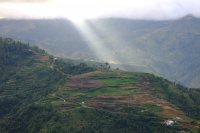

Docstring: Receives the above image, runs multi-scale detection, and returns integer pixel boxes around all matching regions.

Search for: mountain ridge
[0,15,200,88]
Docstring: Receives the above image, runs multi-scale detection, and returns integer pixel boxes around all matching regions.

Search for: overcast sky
[0,0,200,21]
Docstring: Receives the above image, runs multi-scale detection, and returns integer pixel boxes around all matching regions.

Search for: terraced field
[1,38,200,133]
[48,71,200,132]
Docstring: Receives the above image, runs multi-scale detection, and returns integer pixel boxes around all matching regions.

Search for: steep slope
[0,19,95,59]
[89,15,200,88]
[0,38,95,132]
[0,16,200,87]
[0,38,200,133]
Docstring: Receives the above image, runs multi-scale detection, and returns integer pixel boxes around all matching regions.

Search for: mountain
[0,19,95,59]
[0,37,200,132]
[0,16,200,88]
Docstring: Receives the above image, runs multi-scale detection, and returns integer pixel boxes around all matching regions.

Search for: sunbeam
[74,21,120,64]
[70,18,155,73]
[78,20,151,67]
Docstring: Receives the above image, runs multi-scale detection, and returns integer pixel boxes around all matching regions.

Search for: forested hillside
[0,16,200,87]
[0,38,95,132]
[0,38,200,133]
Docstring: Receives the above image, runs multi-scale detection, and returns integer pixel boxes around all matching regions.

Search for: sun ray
[87,20,151,65]
[74,21,120,64]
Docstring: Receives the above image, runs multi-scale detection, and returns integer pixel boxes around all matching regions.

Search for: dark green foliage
[40,107,178,133]
[0,37,32,66]
[3,104,55,133]
[0,38,95,133]
[146,74,200,119]
[54,59,95,75]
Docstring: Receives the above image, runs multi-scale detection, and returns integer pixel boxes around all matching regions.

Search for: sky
[0,0,200,22]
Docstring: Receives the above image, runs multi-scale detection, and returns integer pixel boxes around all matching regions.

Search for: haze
[0,0,200,22]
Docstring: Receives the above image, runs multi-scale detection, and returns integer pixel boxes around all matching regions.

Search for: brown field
[87,92,198,131]
[66,76,103,90]
[57,73,199,131]
[36,55,49,62]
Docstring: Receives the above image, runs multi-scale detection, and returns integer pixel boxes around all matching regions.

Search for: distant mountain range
[0,15,200,88]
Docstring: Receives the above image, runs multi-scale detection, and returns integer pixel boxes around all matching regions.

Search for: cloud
[0,0,200,20]
[0,0,50,3]
[101,0,200,20]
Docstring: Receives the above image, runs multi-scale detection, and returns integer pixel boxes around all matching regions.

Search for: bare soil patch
[36,55,49,62]
[67,76,103,90]
[87,90,187,120]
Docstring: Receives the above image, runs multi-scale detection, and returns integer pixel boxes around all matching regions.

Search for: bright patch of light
[1,0,200,21]
[0,0,154,22]
[48,0,135,23]
[76,22,120,63]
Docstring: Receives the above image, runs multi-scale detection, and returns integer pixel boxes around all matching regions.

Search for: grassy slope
[49,71,200,133]
[0,38,200,133]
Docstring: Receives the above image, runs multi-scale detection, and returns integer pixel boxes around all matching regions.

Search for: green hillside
[0,16,200,88]
[0,38,200,133]
[89,15,200,88]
